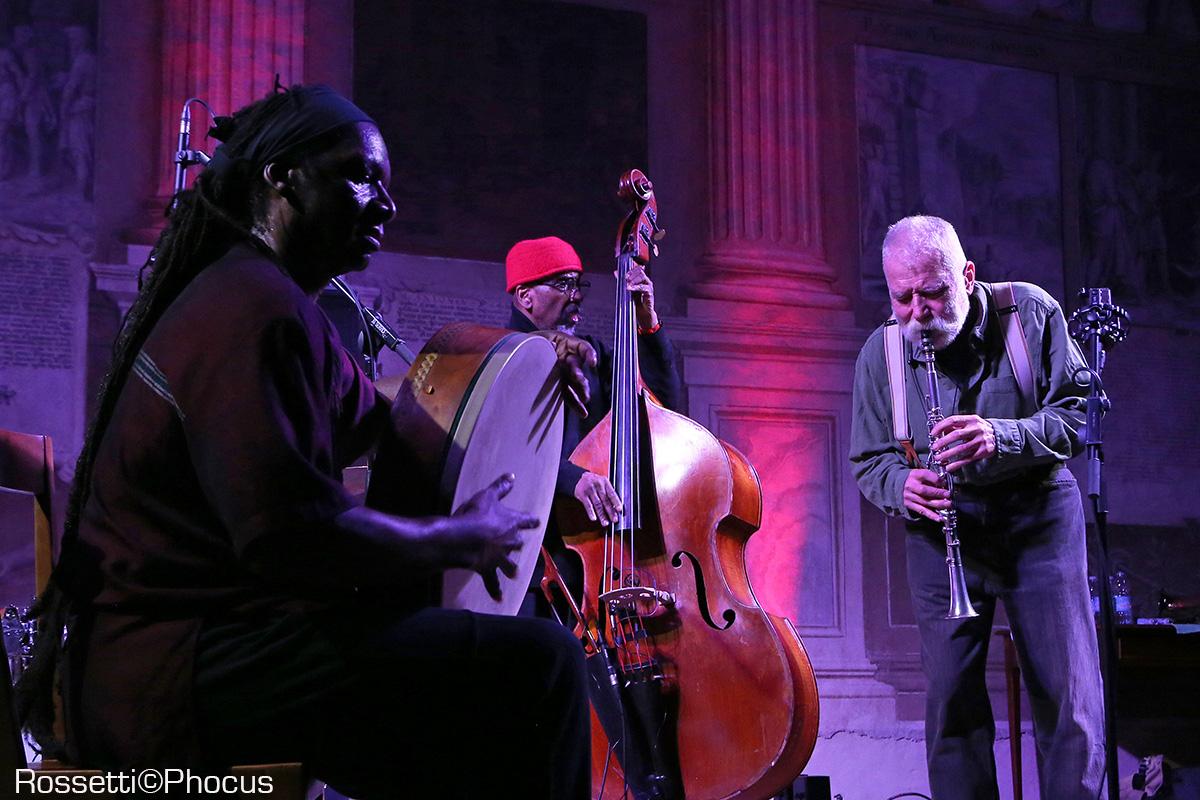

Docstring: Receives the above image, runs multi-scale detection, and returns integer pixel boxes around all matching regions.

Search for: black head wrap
[205,84,376,179]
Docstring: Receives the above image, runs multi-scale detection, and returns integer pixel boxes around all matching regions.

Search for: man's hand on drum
[532,331,597,417]
[903,469,951,523]
[574,471,622,527]
[453,473,540,600]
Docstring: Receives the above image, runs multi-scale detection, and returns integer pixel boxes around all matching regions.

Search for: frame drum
[367,323,564,616]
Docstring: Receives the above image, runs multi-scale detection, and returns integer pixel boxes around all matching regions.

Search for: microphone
[170,98,213,212]
[1069,287,1129,351]
[172,102,192,200]
[360,304,416,364]
[329,278,417,368]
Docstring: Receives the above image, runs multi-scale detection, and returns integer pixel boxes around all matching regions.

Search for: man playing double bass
[503,235,683,614]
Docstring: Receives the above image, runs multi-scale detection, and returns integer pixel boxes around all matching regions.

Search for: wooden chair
[995,627,1024,800]
[0,429,317,798]
[0,429,55,774]
[0,429,55,605]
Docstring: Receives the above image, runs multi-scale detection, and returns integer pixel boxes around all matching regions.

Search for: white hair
[881,215,967,275]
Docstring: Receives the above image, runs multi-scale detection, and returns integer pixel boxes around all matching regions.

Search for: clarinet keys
[918,331,980,621]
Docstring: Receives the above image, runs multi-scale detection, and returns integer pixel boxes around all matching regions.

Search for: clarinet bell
[947,558,980,620]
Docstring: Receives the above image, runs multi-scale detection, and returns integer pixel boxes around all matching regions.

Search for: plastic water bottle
[1110,568,1133,624]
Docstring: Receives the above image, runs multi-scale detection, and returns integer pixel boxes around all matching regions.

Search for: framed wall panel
[711,406,844,636]
[855,46,1064,302]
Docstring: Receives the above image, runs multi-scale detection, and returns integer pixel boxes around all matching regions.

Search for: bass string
[624,252,653,670]
[621,253,644,668]
[609,250,652,668]
[606,254,623,601]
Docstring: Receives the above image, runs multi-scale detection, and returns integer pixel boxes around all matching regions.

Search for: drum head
[440,334,564,615]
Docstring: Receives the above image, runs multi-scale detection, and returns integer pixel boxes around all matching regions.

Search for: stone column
[691,0,849,321]
[671,0,891,736]
[155,0,306,201]
[115,0,306,289]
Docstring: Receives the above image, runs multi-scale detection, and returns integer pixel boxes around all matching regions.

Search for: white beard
[901,284,970,350]
[555,304,581,336]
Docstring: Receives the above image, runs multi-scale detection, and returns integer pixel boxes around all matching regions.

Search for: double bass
[553,170,820,799]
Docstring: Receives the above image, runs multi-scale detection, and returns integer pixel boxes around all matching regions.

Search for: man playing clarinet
[849,215,1105,799]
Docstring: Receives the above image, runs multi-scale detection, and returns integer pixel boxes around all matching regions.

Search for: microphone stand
[140,97,217,286]
[171,98,215,213]
[1068,287,1128,800]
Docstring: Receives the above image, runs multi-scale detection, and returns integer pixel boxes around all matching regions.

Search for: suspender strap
[883,318,918,466]
[992,281,1035,403]
[881,283,1032,467]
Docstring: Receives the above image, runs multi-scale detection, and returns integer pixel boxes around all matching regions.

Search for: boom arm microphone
[329,277,417,368]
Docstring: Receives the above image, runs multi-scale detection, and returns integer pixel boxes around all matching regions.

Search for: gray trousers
[906,469,1106,800]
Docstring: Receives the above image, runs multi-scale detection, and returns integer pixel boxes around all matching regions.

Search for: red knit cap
[505,236,582,293]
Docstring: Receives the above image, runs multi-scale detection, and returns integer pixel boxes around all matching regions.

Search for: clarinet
[917,331,980,620]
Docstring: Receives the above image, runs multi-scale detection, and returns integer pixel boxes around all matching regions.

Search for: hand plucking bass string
[574,263,659,527]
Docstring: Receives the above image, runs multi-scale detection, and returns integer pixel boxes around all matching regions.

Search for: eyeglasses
[537,277,591,297]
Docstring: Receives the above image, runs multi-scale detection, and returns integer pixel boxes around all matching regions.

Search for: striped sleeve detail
[132,350,186,422]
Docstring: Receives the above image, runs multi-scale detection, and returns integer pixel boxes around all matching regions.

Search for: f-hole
[672,551,736,631]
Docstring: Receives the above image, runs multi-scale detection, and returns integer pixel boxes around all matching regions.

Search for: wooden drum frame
[367,323,564,616]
